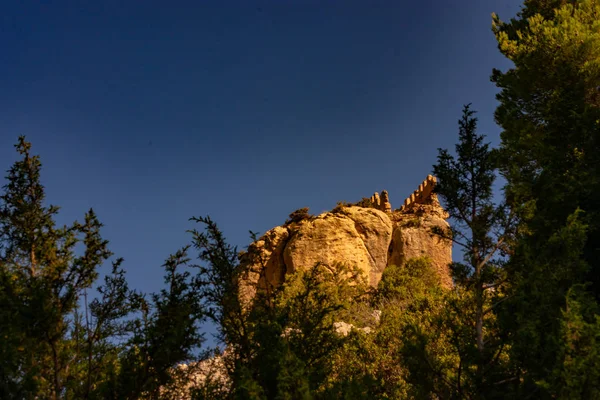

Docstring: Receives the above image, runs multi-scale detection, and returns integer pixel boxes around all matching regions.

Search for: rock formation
[239,175,452,303]
[399,174,438,211]
[380,190,392,213]
[368,190,392,213]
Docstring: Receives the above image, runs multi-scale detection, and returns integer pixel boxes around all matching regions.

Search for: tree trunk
[51,339,60,400]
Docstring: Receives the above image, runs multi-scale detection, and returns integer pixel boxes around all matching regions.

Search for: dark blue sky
[1,0,522,294]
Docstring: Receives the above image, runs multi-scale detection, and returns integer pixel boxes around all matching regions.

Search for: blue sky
[1,0,522,295]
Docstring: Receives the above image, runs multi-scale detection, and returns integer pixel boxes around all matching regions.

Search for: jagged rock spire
[369,190,392,213]
[399,174,438,212]
[380,190,392,213]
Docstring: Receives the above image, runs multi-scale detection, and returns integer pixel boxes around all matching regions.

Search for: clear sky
[1,0,523,295]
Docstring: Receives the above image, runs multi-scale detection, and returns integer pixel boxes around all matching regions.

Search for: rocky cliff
[239,175,452,302]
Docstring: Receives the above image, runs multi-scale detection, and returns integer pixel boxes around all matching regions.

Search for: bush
[285,207,314,225]
[351,197,382,209]
[377,257,439,303]
[331,201,351,214]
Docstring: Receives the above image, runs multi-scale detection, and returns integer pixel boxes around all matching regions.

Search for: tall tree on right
[492,1,600,397]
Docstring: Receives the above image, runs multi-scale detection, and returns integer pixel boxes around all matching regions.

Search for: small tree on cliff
[431,104,514,397]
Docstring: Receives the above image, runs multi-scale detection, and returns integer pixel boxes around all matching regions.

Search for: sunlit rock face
[239,175,453,303]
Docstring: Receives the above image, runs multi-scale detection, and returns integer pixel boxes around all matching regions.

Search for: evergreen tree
[189,216,368,399]
[0,137,114,399]
[0,137,207,399]
[108,247,205,399]
[492,1,600,396]
[431,105,513,397]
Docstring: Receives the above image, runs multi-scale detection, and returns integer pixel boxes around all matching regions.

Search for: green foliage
[332,198,383,214]
[551,285,600,399]
[377,257,439,302]
[190,215,371,399]
[111,247,205,399]
[400,217,421,228]
[324,257,452,399]
[331,198,381,212]
[430,105,515,398]
[376,258,452,399]
[284,208,314,225]
[188,215,247,365]
[331,201,351,214]
[492,1,600,396]
[0,137,116,399]
[0,137,207,399]
[351,197,375,208]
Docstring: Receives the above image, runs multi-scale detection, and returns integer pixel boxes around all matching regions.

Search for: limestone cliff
[239,175,452,302]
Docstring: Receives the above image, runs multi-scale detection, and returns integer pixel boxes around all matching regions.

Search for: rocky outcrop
[333,321,372,336]
[390,199,453,289]
[165,355,229,399]
[239,176,453,302]
[283,206,393,286]
[399,174,438,212]
[239,226,290,304]
[369,190,392,213]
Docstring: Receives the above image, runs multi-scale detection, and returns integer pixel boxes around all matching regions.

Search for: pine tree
[0,137,114,398]
[189,216,368,399]
[108,247,205,400]
[492,1,600,396]
[0,137,207,399]
[432,105,513,397]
